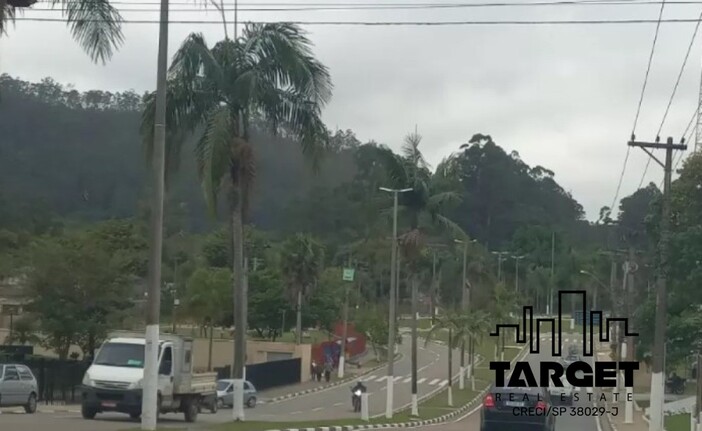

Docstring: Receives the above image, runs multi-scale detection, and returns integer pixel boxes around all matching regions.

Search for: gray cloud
[1,0,700,219]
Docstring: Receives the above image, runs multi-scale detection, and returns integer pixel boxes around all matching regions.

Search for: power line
[630,0,667,192]
[656,8,702,137]
[22,0,702,12]
[610,146,631,212]
[630,0,667,137]
[12,16,702,24]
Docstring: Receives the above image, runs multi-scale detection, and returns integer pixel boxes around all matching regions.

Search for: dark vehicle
[665,374,685,395]
[480,386,555,431]
[562,353,580,366]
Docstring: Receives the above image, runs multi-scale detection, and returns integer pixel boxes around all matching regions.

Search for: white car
[548,380,575,405]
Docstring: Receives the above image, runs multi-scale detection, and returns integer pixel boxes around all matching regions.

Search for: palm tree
[491,282,519,361]
[454,310,491,390]
[279,234,325,345]
[1,0,124,63]
[424,310,466,407]
[141,24,332,378]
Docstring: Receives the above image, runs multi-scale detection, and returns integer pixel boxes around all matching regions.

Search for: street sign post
[343,268,355,282]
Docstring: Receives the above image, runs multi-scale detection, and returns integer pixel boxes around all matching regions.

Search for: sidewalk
[258,358,388,402]
[608,407,649,431]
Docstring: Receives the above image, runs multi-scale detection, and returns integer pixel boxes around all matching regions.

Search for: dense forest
[5,73,701,372]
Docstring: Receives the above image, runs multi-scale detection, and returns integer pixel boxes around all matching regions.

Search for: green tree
[279,233,325,344]
[25,232,130,359]
[1,1,124,63]
[141,24,331,377]
[355,305,398,360]
[185,266,232,370]
[248,269,290,341]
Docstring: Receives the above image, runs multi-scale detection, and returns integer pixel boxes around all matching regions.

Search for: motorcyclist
[352,381,367,395]
[351,381,367,412]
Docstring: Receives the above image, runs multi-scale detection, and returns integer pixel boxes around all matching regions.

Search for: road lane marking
[291,411,302,415]
[366,375,376,380]
[429,378,441,385]
[403,377,411,383]
[333,402,343,407]
[418,378,426,384]
[394,376,403,382]
[440,379,448,386]
[312,407,323,412]
[376,376,387,382]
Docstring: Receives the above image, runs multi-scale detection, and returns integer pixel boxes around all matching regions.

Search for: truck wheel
[210,399,218,414]
[81,404,97,420]
[184,398,199,423]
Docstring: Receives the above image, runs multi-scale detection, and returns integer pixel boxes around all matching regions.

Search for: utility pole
[629,136,687,431]
[492,251,507,283]
[624,246,636,424]
[549,231,555,316]
[339,255,352,379]
[410,274,419,416]
[379,187,412,419]
[512,255,526,292]
[142,0,169,428]
[455,239,469,391]
[431,251,437,324]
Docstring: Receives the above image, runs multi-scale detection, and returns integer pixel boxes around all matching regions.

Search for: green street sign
[342,268,355,282]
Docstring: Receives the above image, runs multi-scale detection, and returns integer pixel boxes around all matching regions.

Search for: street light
[491,251,508,283]
[579,270,606,310]
[454,238,477,391]
[512,255,526,293]
[379,186,412,419]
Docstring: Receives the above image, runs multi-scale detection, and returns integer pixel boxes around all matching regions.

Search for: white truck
[80,331,217,422]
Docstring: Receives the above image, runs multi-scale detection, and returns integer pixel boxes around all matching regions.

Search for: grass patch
[665,413,690,431]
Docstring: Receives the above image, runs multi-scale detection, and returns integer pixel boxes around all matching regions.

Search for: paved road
[0,335,459,430]
[248,334,461,421]
[431,332,599,431]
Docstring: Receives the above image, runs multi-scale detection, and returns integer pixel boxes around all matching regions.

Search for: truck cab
[80,332,216,422]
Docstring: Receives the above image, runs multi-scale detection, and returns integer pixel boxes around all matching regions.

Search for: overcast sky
[2,0,701,220]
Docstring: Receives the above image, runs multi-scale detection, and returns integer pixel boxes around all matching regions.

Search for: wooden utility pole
[142,0,169,427]
[629,137,686,431]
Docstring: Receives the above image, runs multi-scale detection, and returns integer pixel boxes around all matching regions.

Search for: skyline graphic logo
[489,290,639,357]
[488,290,639,389]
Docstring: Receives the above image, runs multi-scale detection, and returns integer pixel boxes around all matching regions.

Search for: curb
[262,341,531,431]
[262,354,403,405]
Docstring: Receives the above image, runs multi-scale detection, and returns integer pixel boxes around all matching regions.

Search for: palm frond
[427,191,462,212]
[433,214,466,239]
[53,0,124,64]
[0,1,16,35]
[402,132,430,171]
[372,145,409,187]
[243,22,333,106]
[170,33,224,90]
[194,106,236,217]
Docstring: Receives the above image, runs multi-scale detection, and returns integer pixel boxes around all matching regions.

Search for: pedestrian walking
[311,360,318,381]
[324,361,332,382]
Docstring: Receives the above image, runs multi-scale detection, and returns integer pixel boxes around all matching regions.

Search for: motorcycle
[665,376,685,395]
[351,388,362,412]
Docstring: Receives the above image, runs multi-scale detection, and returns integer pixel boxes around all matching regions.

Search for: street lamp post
[512,255,526,293]
[379,187,412,419]
[579,270,606,310]
[454,238,477,390]
[491,251,508,283]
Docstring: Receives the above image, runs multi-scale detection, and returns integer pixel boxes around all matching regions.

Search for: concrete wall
[0,329,311,382]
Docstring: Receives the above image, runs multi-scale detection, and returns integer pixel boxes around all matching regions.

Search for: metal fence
[215,357,302,391]
[0,351,90,404]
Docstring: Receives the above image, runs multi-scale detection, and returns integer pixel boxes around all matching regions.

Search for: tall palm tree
[141,24,332,378]
[491,282,518,361]
[279,233,325,345]
[1,0,124,63]
[424,310,465,407]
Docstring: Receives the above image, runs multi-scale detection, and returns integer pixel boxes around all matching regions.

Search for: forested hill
[0,74,591,250]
